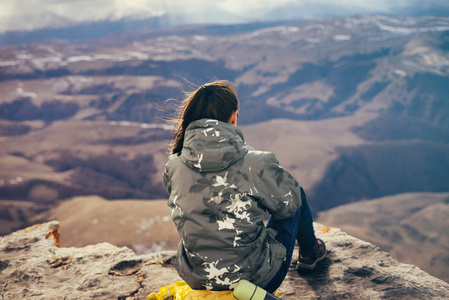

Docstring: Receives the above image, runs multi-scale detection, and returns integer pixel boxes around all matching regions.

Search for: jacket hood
[180,119,249,172]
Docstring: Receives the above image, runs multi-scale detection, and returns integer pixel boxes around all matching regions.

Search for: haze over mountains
[0,14,448,281]
[2,0,449,35]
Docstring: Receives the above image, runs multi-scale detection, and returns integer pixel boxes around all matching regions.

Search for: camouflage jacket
[163,119,302,290]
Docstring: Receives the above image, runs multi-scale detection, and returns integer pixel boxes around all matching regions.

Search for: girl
[163,80,326,293]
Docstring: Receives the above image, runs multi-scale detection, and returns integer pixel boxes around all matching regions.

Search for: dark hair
[168,80,239,154]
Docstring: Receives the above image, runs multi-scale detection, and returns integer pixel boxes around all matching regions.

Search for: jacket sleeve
[163,162,172,194]
[252,152,302,220]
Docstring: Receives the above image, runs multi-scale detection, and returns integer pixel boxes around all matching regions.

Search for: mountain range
[0,14,448,281]
[2,0,449,37]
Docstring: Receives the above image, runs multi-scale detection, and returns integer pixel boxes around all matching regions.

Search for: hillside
[317,192,449,282]
[34,196,178,254]
[310,141,449,211]
[1,15,448,203]
[0,115,370,236]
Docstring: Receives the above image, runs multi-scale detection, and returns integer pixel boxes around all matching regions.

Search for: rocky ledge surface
[1,221,449,299]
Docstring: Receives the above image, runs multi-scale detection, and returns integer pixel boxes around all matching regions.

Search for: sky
[0,0,449,32]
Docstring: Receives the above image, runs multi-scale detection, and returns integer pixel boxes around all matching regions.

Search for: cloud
[217,0,296,15]
[0,1,13,18]
[0,0,448,32]
[1,0,156,22]
[217,0,412,16]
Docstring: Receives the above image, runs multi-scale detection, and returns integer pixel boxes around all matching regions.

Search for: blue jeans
[263,187,317,293]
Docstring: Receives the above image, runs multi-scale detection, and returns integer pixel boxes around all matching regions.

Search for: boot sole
[296,251,327,270]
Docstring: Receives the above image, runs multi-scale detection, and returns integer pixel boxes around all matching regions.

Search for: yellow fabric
[147,281,236,300]
[147,280,279,300]
[187,290,236,300]
[147,281,192,300]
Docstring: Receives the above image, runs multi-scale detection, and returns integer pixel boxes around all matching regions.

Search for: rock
[0,221,181,299]
[1,221,449,300]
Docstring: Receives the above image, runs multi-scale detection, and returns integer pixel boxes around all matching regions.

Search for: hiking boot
[296,238,326,271]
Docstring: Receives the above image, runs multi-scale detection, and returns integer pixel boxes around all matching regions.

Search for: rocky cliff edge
[1,221,448,299]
